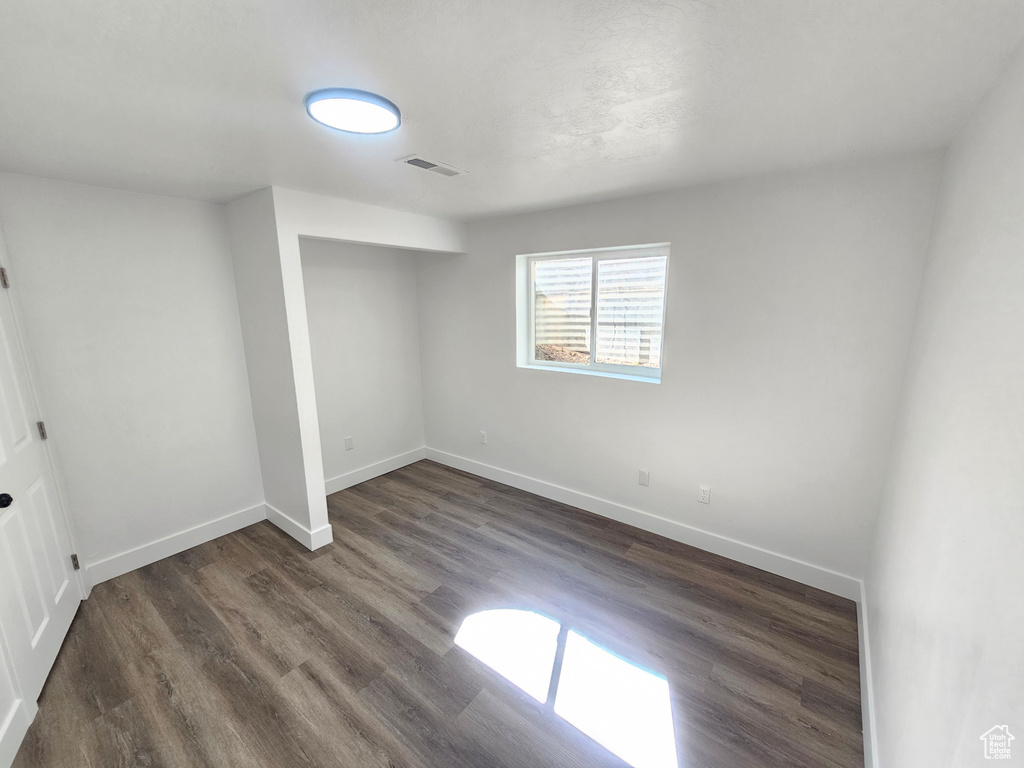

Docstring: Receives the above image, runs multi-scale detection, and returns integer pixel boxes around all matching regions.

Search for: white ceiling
[1,0,1022,220]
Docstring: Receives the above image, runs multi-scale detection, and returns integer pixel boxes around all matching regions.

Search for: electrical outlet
[480,430,487,445]
[639,469,650,487]
[698,485,711,504]
[344,436,354,451]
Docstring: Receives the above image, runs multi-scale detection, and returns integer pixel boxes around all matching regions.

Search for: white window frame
[516,243,670,383]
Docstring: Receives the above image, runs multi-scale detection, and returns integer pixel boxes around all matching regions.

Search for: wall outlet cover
[698,485,711,504]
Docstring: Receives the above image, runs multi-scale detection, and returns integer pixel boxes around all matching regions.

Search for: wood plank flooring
[13,460,863,768]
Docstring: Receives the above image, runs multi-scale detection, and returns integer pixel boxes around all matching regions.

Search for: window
[516,244,669,382]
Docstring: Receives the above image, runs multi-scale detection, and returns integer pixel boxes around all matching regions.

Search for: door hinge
[71,554,80,571]
[0,267,8,289]
[37,421,48,440]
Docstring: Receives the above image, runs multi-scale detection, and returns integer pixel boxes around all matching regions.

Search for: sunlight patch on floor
[454,608,561,702]
[455,609,678,768]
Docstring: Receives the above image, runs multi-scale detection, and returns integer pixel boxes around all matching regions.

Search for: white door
[0,637,34,768]
[0,238,82,761]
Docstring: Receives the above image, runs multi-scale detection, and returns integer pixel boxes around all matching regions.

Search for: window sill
[518,362,661,384]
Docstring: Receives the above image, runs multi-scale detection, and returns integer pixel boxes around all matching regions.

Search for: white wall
[300,239,426,489]
[865,48,1024,768]
[0,174,264,578]
[417,154,943,582]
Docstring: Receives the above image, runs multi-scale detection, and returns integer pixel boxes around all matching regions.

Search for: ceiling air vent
[399,155,467,178]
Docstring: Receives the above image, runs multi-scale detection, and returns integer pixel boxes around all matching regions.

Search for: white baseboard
[84,503,267,590]
[858,582,880,768]
[424,448,862,601]
[266,503,333,550]
[324,448,426,495]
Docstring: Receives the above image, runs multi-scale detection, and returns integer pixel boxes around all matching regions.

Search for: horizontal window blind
[533,257,592,362]
[595,256,667,368]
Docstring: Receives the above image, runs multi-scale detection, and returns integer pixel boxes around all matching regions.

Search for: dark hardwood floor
[13,460,863,768]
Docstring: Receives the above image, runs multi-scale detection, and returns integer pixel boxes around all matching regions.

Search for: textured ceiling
[1,0,1022,220]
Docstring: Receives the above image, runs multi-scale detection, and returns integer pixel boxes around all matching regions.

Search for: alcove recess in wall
[299,237,440,495]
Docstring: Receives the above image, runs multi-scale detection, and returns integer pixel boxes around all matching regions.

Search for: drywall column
[227,186,465,551]
[864,46,1024,768]
[226,189,330,548]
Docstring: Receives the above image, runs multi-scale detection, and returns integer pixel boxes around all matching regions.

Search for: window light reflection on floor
[554,630,676,768]
[454,610,678,768]
[454,608,561,702]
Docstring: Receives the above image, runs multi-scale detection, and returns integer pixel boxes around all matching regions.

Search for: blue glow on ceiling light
[304,88,401,134]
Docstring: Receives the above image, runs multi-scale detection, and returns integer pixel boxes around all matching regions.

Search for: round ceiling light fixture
[305,88,401,134]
